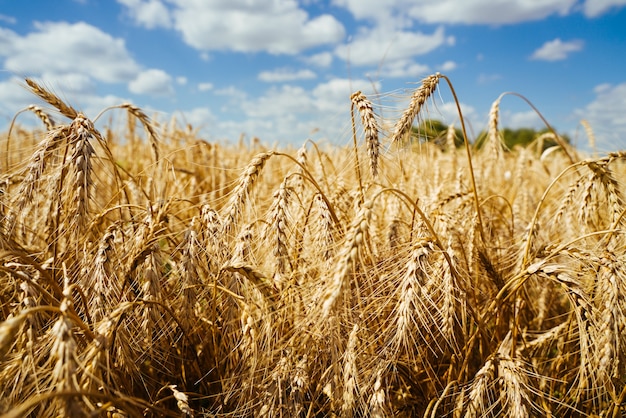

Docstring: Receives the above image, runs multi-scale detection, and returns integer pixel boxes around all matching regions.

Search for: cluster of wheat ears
[0,75,625,417]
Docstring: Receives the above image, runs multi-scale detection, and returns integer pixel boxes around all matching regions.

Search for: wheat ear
[264,178,292,285]
[487,96,503,160]
[581,119,596,155]
[69,113,97,231]
[118,103,160,165]
[464,358,495,418]
[25,78,78,120]
[351,91,380,178]
[13,125,71,214]
[391,73,441,144]
[594,251,625,393]
[28,105,56,130]
[222,151,275,235]
[319,203,371,320]
[342,323,360,417]
[391,239,443,353]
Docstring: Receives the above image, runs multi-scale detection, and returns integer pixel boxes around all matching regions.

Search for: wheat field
[1,75,625,417]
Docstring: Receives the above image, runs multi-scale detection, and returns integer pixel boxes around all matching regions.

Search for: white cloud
[302,52,334,68]
[117,0,172,28]
[0,14,16,24]
[258,68,317,82]
[422,100,479,129]
[0,22,141,83]
[573,83,626,150]
[210,78,381,145]
[477,73,503,84]
[0,27,17,53]
[335,26,452,66]
[213,86,248,111]
[176,107,216,131]
[501,109,545,129]
[439,61,457,72]
[372,59,430,79]
[0,23,145,124]
[215,86,248,99]
[119,0,346,55]
[333,0,626,26]
[530,38,584,61]
[312,78,381,114]
[129,69,174,96]
[410,0,577,24]
[0,20,184,129]
[241,85,316,118]
[0,76,130,126]
[583,0,626,16]
[43,73,97,94]
[198,82,214,92]
[334,0,578,25]
[214,86,247,99]
[176,76,187,85]
[332,0,410,27]
[0,77,37,113]
[83,94,137,121]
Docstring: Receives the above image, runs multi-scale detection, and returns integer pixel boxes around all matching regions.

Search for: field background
[1,76,625,417]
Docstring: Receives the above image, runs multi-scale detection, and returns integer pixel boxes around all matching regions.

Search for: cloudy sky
[1,0,625,151]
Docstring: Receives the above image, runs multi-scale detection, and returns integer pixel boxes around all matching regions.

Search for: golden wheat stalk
[319,203,371,320]
[221,151,275,235]
[391,73,441,144]
[351,91,380,178]
[25,78,78,120]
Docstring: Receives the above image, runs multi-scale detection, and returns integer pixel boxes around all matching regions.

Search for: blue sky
[1,0,625,151]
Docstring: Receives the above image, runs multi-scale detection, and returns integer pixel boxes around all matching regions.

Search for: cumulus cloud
[117,0,172,28]
[0,22,152,122]
[583,0,626,17]
[175,107,216,131]
[301,52,334,68]
[118,0,346,54]
[0,76,129,125]
[573,83,626,149]
[439,61,457,72]
[530,38,584,61]
[334,0,578,25]
[0,14,16,24]
[502,109,545,129]
[0,21,141,83]
[409,0,577,24]
[197,82,214,92]
[335,26,452,66]
[241,85,316,119]
[477,73,503,84]
[258,68,317,82]
[129,69,174,96]
[415,99,479,129]
[212,78,381,144]
[0,27,17,53]
[0,77,36,111]
[331,0,398,21]
[214,86,247,100]
[372,59,430,78]
[311,78,381,114]
[45,73,97,94]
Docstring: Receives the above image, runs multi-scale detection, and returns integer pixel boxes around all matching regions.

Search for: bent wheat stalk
[391,73,441,144]
[351,91,380,178]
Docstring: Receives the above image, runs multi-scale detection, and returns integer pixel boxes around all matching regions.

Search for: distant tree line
[409,119,570,151]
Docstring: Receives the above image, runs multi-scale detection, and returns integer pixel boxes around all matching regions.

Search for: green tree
[410,119,569,151]
[499,127,570,151]
[409,119,464,149]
